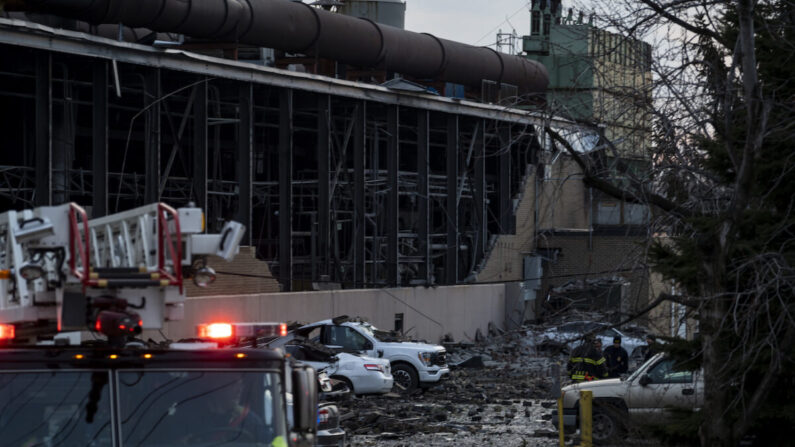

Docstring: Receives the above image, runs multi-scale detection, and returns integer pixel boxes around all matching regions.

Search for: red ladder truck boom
[0,201,244,341]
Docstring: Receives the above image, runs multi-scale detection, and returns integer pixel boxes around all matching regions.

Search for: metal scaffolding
[0,21,553,291]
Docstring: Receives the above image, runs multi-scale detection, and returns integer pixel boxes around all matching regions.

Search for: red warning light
[0,324,14,340]
[197,323,233,339]
[280,323,288,337]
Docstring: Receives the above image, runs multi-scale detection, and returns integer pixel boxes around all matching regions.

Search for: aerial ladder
[0,201,245,344]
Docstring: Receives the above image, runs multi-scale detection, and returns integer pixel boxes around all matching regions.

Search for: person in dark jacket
[603,336,629,378]
[568,334,608,382]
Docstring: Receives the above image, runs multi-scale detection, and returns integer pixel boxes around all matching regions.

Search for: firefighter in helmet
[567,333,608,382]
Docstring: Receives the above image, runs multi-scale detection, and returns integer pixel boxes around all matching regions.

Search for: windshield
[0,370,113,446]
[627,353,663,382]
[356,323,404,342]
[119,370,287,446]
[355,323,378,340]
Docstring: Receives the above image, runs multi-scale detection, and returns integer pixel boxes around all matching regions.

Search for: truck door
[626,358,697,421]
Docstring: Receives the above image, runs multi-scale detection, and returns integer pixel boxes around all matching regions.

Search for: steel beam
[474,119,486,265]
[4,24,558,126]
[386,105,399,286]
[353,102,366,287]
[317,94,331,278]
[34,52,51,206]
[279,88,294,291]
[192,78,208,210]
[144,69,161,204]
[446,114,459,284]
[417,110,430,284]
[92,62,108,217]
[237,82,253,245]
[498,123,513,234]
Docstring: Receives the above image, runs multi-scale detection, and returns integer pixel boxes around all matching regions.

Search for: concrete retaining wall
[157,284,507,344]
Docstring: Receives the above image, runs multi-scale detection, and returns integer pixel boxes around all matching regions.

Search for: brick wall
[477,172,537,282]
[537,231,651,312]
[185,246,281,297]
[475,154,655,321]
[536,156,590,230]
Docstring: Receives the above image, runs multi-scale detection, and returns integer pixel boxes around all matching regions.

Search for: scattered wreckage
[193,314,661,446]
[341,326,564,446]
[270,336,394,395]
[315,372,347,447]
[531,320,647,369]
[293,316,450,393]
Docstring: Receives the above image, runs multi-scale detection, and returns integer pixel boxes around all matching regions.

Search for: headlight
[192,266,216,287]
[418,352,433,366]
[19,262,45,281]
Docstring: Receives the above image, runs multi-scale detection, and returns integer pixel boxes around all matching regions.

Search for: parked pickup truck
[295,316,450,393]
[553,353,703,442]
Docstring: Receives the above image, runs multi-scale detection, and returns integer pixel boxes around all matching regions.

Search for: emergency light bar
[197,323,233,339]
[197,322,288,341]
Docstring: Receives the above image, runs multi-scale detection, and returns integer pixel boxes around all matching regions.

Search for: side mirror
[639,374,652,386]
[364,341,373,350]
[291,365,318,446]
[377,349,384,358]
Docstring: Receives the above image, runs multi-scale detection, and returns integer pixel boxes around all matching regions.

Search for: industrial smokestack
[16,0,548,95]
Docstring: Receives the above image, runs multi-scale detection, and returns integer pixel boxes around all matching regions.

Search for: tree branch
[637,0,724,42]
[545,126,694,219]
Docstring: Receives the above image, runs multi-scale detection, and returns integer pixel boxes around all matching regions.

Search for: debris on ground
[337,314,657,446]
[341,328,569,447]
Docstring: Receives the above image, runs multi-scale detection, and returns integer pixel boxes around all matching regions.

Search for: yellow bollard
[558,396,565,447]
[579,390,593,447]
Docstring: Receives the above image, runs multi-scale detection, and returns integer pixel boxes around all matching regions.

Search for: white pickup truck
[554,353,703,442]
[295,316,450,393]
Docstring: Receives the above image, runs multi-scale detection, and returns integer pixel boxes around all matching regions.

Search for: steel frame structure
[0,20,563,290]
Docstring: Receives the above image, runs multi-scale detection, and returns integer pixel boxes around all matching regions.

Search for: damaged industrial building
[0,0,558,290]
[0,0,660,339]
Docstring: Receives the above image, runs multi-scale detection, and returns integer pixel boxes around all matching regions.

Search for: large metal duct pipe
[17,0,548,94]
[2,11,180,42]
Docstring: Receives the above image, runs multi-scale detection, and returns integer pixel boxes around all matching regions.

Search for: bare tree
[540,0,794,445]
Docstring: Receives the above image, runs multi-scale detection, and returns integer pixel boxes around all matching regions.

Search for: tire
[591,402,627,444]
[390,363,418,393]
[331,375,355,394]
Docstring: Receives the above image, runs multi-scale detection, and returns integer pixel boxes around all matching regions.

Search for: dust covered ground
[338,329,567,447]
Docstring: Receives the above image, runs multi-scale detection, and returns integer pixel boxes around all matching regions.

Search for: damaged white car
[296,316,450,393]
[268,336,394,395]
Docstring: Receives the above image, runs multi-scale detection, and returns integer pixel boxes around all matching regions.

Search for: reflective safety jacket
[568,343,608,381]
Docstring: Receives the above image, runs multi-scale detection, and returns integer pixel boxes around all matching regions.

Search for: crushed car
[315,372,346,447]
[276,338,393,395]
[294,316,450,393]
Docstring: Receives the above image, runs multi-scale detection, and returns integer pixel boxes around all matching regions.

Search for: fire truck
[0,202,318,447]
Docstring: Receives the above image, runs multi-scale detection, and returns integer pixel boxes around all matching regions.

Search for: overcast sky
[403,0,532,47]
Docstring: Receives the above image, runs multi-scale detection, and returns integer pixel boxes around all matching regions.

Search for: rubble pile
[342,329,568,446]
